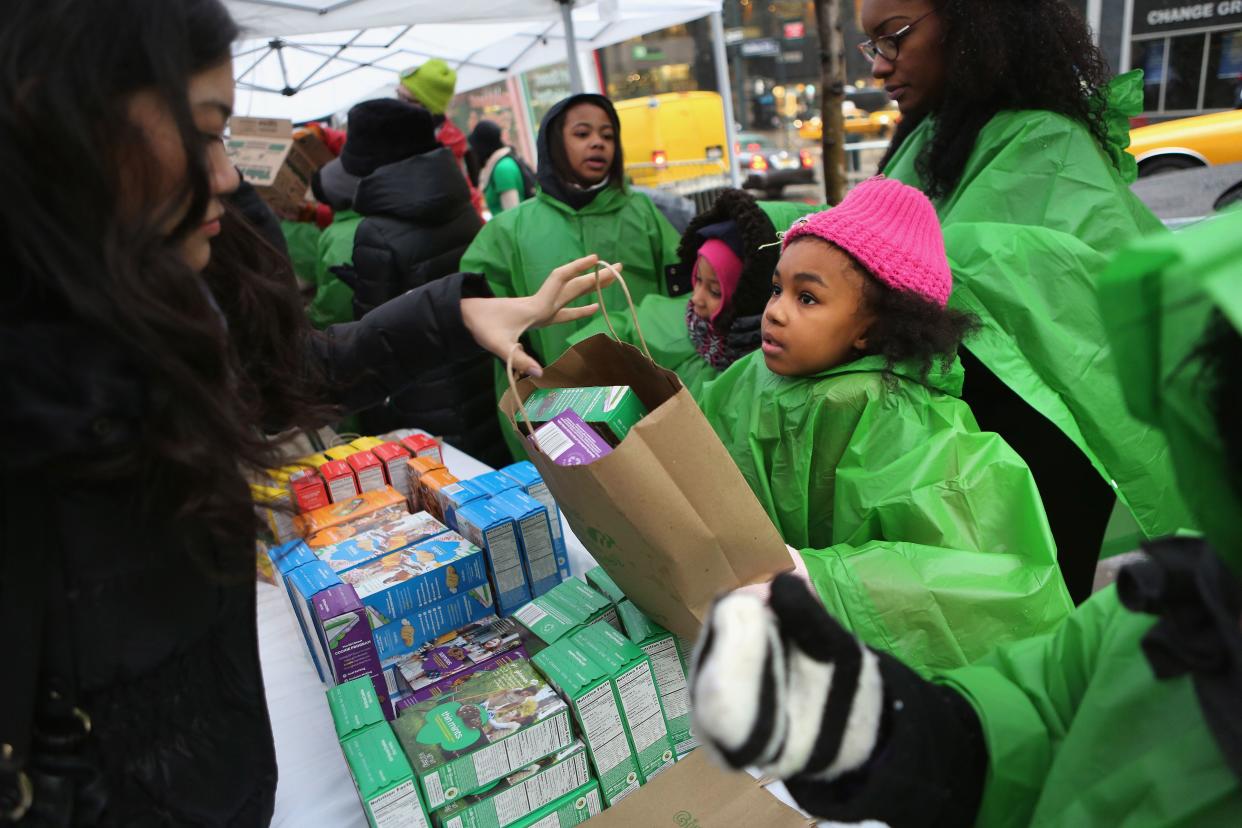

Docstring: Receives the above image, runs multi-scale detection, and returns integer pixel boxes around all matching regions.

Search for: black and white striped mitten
[689,573,988,827]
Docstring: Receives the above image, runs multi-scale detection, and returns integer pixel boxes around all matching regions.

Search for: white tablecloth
[260,445,828,826]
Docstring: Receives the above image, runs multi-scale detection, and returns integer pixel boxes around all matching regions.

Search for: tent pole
[559,0,585,94]
[709,11,741,188]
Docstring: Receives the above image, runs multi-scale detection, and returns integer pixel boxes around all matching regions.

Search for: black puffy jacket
[1,274,489,825]
[348,148,508,466]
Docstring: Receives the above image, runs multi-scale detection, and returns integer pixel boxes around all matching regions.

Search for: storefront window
[1203,30,1242,108]
[1164,33,1206,111]
[1132,38,1166,111]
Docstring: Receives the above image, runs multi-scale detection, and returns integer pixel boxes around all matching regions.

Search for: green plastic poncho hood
[883,70,1196,541]
[1098,207,1242,569]
[700,351,1071,674]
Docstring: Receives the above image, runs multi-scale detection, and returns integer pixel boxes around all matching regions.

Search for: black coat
[1,274,489,825]
[348,147,508,466]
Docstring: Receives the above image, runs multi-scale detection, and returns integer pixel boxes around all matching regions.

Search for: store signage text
[1134,1,1242,34]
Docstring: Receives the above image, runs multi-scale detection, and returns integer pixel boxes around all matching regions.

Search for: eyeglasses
[858,9,936,63]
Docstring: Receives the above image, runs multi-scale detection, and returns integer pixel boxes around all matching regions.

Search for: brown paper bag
[583,751,815,827]
[499,269,791,639]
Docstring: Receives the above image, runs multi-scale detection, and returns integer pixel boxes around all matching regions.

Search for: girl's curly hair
[859,274,979,381]
[676,188,784,331]
[878,0,1113,201]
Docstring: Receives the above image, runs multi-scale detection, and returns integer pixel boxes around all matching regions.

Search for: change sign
[1132,0,1242,35]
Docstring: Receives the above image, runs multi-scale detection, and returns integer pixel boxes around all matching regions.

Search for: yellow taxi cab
[1127,108,1242,177]
[796,101,900,142]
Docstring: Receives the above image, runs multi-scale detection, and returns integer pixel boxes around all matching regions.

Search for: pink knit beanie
[781,176,952,307]
[694,238,744,322]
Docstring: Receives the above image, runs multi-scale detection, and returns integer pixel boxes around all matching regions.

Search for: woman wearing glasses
[856,0,1194,606]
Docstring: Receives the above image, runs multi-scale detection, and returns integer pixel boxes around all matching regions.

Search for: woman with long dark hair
[860,0,1194,603]
[0,1,609,821]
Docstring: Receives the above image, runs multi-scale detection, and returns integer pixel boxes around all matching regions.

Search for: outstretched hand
[461,254,619,377]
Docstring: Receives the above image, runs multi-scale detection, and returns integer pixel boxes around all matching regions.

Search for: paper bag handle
[593,261,652,361]
[505,344,541,444]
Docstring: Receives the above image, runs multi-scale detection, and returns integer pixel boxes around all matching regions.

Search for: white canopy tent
[225,0,740,184]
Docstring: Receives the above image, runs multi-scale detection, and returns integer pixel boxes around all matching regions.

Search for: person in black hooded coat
[331,99,508,465]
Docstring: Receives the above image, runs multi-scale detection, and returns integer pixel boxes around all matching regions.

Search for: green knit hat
[399,59,457,115]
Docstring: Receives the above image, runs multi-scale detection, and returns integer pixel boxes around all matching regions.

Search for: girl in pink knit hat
[698,176,1071,678]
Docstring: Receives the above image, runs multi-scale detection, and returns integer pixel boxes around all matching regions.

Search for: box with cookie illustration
[499,462,570,583]
[371,584,498,663]
[393,617,527,707]
[455,500,533,617]
[510,780,601,828]
[312,510,448,573]
[431,739,592,828]
[313,583,392,719]
[294,486,408,540]
[392,658,574,813]
[339,531,488,627]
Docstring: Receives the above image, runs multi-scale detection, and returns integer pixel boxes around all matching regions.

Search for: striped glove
[689,573,988,827]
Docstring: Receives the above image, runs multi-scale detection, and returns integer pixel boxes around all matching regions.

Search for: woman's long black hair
[878,0,1113,200]
[1,0,336,550]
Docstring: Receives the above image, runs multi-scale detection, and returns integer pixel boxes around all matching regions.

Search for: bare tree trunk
[814,0,847,205]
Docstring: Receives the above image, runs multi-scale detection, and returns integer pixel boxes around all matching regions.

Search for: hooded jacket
[460,94,681,458]
[882,71,1195,544]
[345,147,506,465]
[568,197,818,398]
[0,273,490,824]
[699,351,1074,674]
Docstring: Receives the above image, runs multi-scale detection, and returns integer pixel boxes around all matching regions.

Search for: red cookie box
[321,459,360,503]
[346,450,387,494]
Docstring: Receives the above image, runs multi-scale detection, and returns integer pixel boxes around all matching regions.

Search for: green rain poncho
[882,71,1195,540]
[307,209,362,329]
[460,185,680,364]
[280,220,321,290]
[568,200,819,399]
[938,209,1242,827]
[700,352,1073,674]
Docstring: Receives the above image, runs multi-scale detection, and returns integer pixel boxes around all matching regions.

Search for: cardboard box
[470,471,521,498]
[394,617,527,705]
[348,451,388,494]
[372,441,412,493]
[584,567,625,607]
[268,539,316,593]
[500,463,569,582]
[294,487,408,539]
[513,578,619,652]
[325,445,360,462]
[338,531,489,627]
[402,434,444,464]
[419,468,460,523]
[312,511,448,574]
[341,721,433,828]
[314,583,392,718]
[489,491,561,598]
[252,484,298,544]
[327,676,388,741]
[285,559,342,682]
[531,641,641,806]
[322,459,361,503]
[290,470,331,513]
[372,585,498,663]
[456,500,534,617]
[394,646,528,715]
[393,659,574,811]
[432,740,591,828]
[616,600,696,754]
[578,750,814,828]
[518,387,647,447]
[532,411,613,466]
[572,624,674,783]
[351,437,387,452]
[440,480,489,533]
[297,453,332,469]
[226,116,334,220]
[510,781,601,828]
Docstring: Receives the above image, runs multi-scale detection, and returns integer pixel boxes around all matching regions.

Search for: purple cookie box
[534,410,613,466]
[312,583,393,720]
[394,645,529,713]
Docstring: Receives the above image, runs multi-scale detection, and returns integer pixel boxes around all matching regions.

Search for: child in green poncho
[700,177,1073,674]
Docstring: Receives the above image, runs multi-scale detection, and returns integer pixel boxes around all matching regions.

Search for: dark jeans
[960,348,1114,605]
